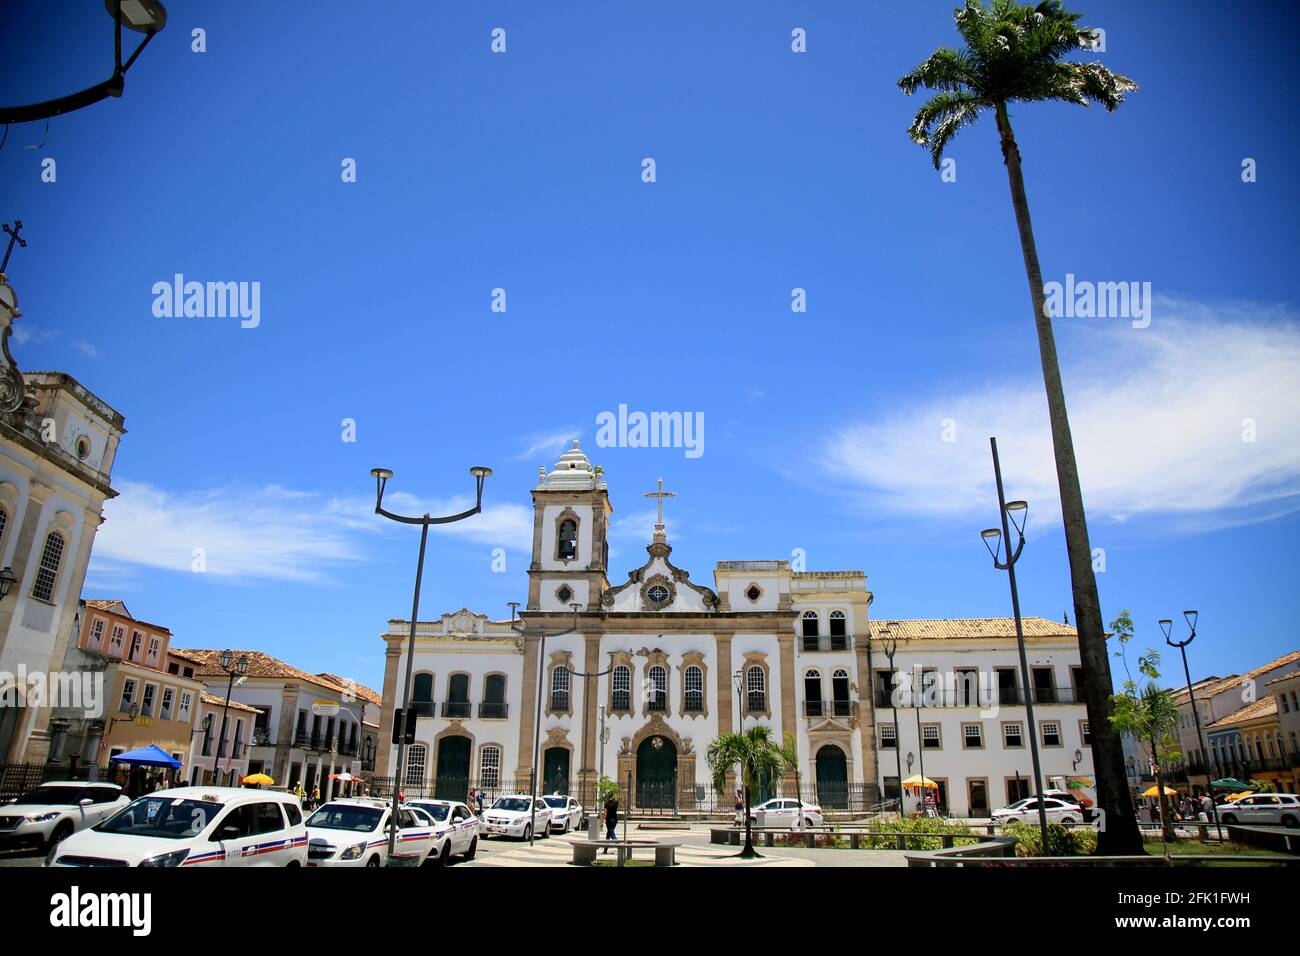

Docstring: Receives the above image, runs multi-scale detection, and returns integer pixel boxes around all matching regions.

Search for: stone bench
[571,839,681,867]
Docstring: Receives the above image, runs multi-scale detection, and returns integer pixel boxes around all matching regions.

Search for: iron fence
[0,762,100,801]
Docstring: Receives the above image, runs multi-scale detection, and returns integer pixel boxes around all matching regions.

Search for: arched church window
[611,665,631,712]
[684,666,703,714]
[829,609,848,636]
[405,744,427,787]
[801,610,819,638]
[746,666,766,713]
[832,668,852,716]
[557,518,578,561]
[647,666,667,712]
[550,665,571,712]
[31,530,66,603]
[804,669,823,717]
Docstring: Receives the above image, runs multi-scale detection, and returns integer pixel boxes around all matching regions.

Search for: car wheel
[47,821,74,850]
[522,825,531,841]
[1282,815,1298,829]
[1062,816,1078,827]
[285,860,301,868]
[464,837,478,860]
[366,855,381,868]
[564,818,572,834]
[1221,813,1237,825]
[437,843,452,866]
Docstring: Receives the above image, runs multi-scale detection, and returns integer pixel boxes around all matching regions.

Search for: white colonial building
[0,274,126,763]
[377,441,1094,817]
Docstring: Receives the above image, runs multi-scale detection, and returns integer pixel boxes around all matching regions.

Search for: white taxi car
[740,798,825,829]
[45,787,308,867]
[991,796,1085,826]
[305,797,437,867]
[0,781,130,851]
[1217,793,1300,828]
[406,799,481,863]
[541,794,585,833]
[481,795,552,840]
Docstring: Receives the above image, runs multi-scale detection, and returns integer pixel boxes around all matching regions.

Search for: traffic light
[390,708,416,744]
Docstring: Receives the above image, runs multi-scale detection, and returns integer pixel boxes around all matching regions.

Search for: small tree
[706,725,791,858]
[1109,612,1180,856]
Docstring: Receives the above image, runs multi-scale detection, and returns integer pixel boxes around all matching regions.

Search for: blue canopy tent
[109,744,182,768]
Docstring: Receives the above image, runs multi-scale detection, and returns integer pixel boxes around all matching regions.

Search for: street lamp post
[0,1,169,124]
[371,464,491,857]
[511,602,582,846]
[214,650,248,784]
[981,436,1049,853]
[1160,611,1222,841]
[879,626,905,817]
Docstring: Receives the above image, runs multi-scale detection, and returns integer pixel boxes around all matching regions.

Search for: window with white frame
[1004,722,1024,748]
[140,683,157,718]
[611,665,631,712]
[801,610,819,640]
[829,609,848,644]
[109,625,125,654]
[647,665,668,711]
[962,723,984,749]
[550,665,571,712]
[921,724,941,749]
[683,665,703,713]
[405,744,427,787]
[746,666,766,712]
[178,692,193,724]
[89,618,106,650]
[480,746,501,791]
[880,723,897,749]
[129,631,144,661]
[1040,721,1062,747]
[147,637,161,664]
[160,687,175,721]
[119,678,137,713]
[30,530,66,602]
[1080,720,1091,745]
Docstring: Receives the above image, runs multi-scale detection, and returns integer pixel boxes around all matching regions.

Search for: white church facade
[376,441,1094,817]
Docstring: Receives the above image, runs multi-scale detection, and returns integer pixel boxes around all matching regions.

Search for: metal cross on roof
[643,477,677,529]
[1,220,26,275]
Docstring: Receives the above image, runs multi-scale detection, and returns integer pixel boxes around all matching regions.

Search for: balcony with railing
[800,634,854,653]
[549,692,570,713]
[803,699,858,718]
[292,730,311,749]
[647,694,668,713]
[441,700,472,719]
[478,701,509,719]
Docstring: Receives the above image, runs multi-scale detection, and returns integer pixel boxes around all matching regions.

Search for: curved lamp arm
[371,466,491,525]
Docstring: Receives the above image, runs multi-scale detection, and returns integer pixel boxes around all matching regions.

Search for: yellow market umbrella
[1225,790,1254,802]
[1140,785,1178,797]
[901,775,938,789]
[242,773,275,786]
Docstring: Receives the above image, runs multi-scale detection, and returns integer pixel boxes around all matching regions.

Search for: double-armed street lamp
[1,1,169,125]
[1160,611,1222,840]
[981,436,1049,852]
[214,650,249,784]
[878,625,906,816]
[371,464,492,856]
[510,601,582,846]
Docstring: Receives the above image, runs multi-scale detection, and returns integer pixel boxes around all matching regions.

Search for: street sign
[311,699,340,718]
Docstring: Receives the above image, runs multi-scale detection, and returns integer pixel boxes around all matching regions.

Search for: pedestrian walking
[601,793,619,853]
[475,789,485,815]
[310,785,320,811]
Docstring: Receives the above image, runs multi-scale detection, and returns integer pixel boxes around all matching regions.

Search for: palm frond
[906,91,986,168]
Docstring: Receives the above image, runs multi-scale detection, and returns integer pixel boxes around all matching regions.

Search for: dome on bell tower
[536,439,607,491]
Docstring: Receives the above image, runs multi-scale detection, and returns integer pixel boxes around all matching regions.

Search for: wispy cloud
[73,340,99,359]
[515,427,581,462]
[92,480,534,586]
[818,300,1300,531]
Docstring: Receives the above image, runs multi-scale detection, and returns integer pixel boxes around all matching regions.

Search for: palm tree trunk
[740,782,758,858]
[994,101,1140,856]
[1152,744,1170,858]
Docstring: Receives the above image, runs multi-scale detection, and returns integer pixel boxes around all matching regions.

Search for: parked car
[0,781,130,852]
[1216,793,1300,828]
[1043,788,1096,823]
[304,797,437,867]
[481,795,552,840]
[541,794,585,833]
[406,799,481,862]
[46,786,308,867]
[737,798,824,828]
[991,796,1084,826]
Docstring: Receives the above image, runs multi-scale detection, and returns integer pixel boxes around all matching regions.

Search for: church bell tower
[527,440,611,611]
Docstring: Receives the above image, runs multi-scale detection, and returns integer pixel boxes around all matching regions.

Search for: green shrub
[859,816,976,851]
[1003,820,1096,857]
[774,832,847,848]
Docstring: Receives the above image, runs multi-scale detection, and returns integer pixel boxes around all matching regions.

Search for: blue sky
[3,1,1297,692]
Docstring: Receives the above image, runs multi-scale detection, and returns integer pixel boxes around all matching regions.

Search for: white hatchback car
[992,796,1085,826]
[481,795,552,840]
[46,786,308,868]
[541,794,585,833]
[305,798,438,867]
[0,781,130,852]
[406,799,481,862]
[1216,793,1300,828]
[740,798,824,829]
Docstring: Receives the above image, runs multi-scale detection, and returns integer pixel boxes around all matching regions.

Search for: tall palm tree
[706,725,790,858]
[899,0,1141,854]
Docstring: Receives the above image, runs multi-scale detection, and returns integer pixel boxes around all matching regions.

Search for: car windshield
[543,797,567,808]
[14,786,88,806]
[95,797,221,839]
[307,805,385,832]
[411,803,450,822]
[492,797,531,813]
